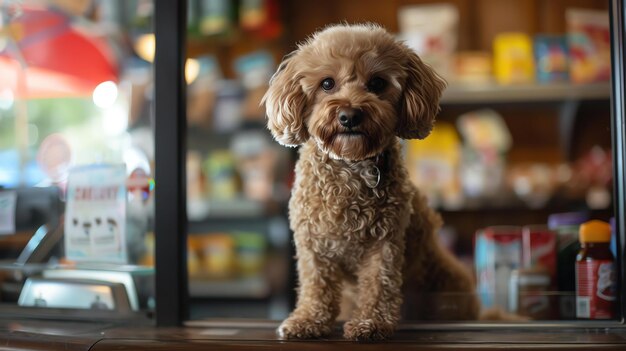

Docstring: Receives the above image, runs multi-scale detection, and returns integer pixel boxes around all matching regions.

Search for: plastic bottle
[575,220,617,319]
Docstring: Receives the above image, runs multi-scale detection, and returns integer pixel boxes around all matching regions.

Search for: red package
[522,225,557,288]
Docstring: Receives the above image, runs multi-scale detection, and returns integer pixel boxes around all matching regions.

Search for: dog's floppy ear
[396,48,447,140]
[262,52,309,147]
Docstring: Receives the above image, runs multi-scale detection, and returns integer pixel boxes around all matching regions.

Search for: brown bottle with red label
[575,220,617,319]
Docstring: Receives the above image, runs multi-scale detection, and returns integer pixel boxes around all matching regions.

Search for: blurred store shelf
[189,276,270,298]
[442,81,610,104]
[188,198,265,221]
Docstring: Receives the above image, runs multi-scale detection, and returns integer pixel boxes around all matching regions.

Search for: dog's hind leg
[403,193,480,321]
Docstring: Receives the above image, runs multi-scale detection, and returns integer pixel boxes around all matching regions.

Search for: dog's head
[263,23,446,161]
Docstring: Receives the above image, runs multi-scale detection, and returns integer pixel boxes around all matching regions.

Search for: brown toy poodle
[263,23,480,341]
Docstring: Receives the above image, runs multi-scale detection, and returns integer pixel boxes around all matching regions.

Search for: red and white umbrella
[0,4,118,99]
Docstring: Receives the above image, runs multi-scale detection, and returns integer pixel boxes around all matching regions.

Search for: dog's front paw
[343,319,394,341]
[277,316,332,339]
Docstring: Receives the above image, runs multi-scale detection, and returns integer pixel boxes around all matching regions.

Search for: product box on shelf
[566,8,611,84]
[534,35,569,83]
[493,32,535,85]
[522,225,557,287]
[508,268,554,319]
[475,226,523,310]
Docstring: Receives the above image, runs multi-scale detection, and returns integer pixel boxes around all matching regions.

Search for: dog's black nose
[338,108,363,128]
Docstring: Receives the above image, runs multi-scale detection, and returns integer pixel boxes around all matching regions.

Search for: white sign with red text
[64,164,127,263]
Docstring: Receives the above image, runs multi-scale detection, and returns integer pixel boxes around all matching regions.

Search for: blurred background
[0,0,614,322]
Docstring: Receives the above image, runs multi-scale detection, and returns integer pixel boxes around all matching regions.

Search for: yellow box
[493,33,535,85]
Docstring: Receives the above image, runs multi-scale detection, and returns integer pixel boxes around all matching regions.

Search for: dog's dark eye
[321,78,335,91]
[367,77,387,94]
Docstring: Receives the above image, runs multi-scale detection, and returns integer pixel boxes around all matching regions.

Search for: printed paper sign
[64,165,127,263]
[0,191,17,235]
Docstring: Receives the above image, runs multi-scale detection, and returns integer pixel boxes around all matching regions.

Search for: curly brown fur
[263,23,480,341]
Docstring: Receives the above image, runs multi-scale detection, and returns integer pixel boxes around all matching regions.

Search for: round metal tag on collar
[367,165,381,189]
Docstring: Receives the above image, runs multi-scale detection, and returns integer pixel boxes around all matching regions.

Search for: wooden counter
[2,318,626,350]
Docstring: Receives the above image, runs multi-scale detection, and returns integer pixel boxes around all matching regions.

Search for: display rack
[442,82,611,104]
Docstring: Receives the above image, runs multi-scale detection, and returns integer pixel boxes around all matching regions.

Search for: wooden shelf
[441,81,611,104]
